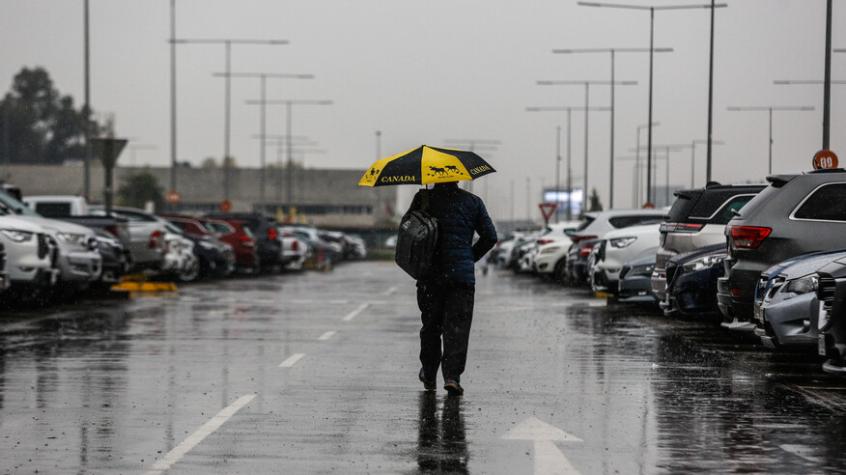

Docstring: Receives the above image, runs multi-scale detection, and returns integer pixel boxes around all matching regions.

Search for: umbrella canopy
[358,145,496,187]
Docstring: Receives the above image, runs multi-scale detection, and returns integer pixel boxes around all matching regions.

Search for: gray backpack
[395,190,439,280]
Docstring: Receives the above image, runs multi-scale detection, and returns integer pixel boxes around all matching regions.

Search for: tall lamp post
[773,79,846,152]
[537,80,634,206]
[82,0,92,199]
[632,144,692,205]
[726,106,814,175]
[635,122,660,206]
[244,99,333,204]
[578,1,727,196]
[219,72,314,205]
[552,47,671,207]
[170,37,289,200]
[689,139,724,187]
[526,105,610,220]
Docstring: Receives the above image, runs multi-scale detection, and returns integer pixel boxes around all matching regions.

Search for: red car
[201,218,260,273]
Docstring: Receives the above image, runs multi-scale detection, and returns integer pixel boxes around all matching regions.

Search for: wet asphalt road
[2,262,846,474]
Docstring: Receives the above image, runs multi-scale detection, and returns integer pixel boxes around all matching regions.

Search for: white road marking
[278,353,305,368]
[318,331,337,341]
[144,394,255,475]
[779,444,823,463]
[383,285,398,296]
[343,303,370,322]
[503,417,582,475]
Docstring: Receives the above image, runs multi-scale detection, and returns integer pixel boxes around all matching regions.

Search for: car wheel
[177,260,200,282]
[553,258,567,284]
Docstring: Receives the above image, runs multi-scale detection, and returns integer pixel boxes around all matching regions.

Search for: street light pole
[689,139,724,187]
[726,106,814,174]
[526,105,611,219]
[83,0,91,200]
[578,1,727,197]
[217,73,313,205]
[635,122,659,206]
[537,80,634,206]
[824,0,833,149]
[171,37,289,200]
[244,99,333,204]
[553,47,670,207]
[555,125,561,222]
[169,0,177,194]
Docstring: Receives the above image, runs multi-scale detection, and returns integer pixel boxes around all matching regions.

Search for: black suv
[718,169,846,330]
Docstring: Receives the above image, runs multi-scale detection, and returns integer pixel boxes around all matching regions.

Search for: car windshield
[0,190,39,217]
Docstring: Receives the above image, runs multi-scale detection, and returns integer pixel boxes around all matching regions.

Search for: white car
[590,223,661,293]
[281,235,310,270]
[0,190,101,287]
[0,214,59,289]
[161,228,199,282]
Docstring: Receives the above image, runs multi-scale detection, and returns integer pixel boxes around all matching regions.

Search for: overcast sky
[1,0,843,218]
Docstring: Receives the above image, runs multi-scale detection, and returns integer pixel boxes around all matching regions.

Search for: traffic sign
[813,149,839,170]
[538,202,558,223]
[219,200,232,212]
[166,191,181,204]
[90,137,127,169]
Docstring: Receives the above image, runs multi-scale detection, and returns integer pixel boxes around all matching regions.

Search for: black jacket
[409,183,497,284]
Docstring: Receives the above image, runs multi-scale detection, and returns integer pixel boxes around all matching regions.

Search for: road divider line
[279,353,305,368]
[383,285,398,296]
[144,393,255,475]
[343,303,370,322]
[318,331,336,341]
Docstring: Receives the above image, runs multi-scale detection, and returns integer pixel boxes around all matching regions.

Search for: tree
[118,172,164,209]
[0,67,101,165]
[588,188,603,212]
[201,157,218,168]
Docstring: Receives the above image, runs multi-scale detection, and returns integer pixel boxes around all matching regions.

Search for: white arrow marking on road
[318,331,336,341]
[144,394,255,475]
[279,353,305,368]
[383,285,398,296]
[502,417,582,475]
[343,303,370,322]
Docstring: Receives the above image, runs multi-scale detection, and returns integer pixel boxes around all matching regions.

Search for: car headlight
[199,240,216,250]
[682,254,724,272]
[783,275,818,296]
[57,232,86,246]
[539,246,562,255]
[609,236,637,249]
[1,229,34,243]
[629,264,655,276]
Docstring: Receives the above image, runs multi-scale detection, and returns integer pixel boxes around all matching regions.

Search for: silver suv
[652,184,764,305]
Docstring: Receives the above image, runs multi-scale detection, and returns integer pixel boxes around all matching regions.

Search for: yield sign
[90,137,128,169]
[538,202,558,221]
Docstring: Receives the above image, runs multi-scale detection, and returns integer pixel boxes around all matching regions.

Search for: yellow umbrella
[358,145,496,187]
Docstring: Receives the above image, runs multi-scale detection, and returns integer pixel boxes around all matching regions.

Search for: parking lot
[1,261,845,474]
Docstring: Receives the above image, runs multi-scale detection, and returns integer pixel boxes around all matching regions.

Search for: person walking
[409,182,497,396]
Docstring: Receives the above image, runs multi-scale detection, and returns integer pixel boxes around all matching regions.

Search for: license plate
[819,334,828,357]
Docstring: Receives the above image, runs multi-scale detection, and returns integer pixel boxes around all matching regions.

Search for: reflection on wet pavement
[1,262,846,473]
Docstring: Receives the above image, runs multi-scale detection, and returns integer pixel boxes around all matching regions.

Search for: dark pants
[417,280,475,383]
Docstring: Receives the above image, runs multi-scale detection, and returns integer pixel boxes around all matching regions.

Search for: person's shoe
[419,368,436,391]
[444,379,464,396]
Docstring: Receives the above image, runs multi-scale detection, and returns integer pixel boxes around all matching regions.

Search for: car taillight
[267,227,278,241]
[291,240,299,251]
[148,230,163,249]
[661,222,704,234]
[537,238,555,245]
[729,225,772,250]
[571,235,597,244]
[579,243,596,257]
[105,224,119,237]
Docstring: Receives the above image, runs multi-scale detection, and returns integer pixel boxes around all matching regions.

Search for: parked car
[663,244,727,317]
[753,250,846,349]
[203,218,260,273]
[94,229,131,285]
[590,224,660,294]
[90,205,168,273]
[532,221,580,279]
[0,214,58,292]
[206,213,282,272]
[344,234,368,260]
[159,224,200,282]
[816,257,846,374]
[0,189,101,290]
[565,209,666,285]
[281,234,309,270]
[617,252,658,304]
[652,184,764,304]
[718,169,846,331]
[161,215,235,278]
[0,242,6,294]
[23,195,132,250]
[282,226,341,267]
